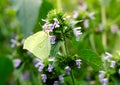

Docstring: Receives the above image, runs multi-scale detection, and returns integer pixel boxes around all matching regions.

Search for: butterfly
[23,31,51,60]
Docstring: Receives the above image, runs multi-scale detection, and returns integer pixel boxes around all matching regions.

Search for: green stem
[89,34,97,53]
[56,0,62,10]
[101,2,107,50]
[70,70,76,85]
[64,38,69,55]
[61,41,67,56]
[101,6,106,26]
[102,32,107,50]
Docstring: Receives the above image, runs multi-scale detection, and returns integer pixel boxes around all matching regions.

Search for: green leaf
[77,49,103,71]
[0,56,13,85]
[9,0,42,37]
[94,34,105,54]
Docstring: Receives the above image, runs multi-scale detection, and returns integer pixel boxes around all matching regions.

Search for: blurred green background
[0,0,120,85]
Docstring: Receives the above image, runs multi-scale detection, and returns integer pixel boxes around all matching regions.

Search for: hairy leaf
[78,49,103,71]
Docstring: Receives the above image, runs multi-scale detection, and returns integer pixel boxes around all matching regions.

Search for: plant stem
[64,38,69,55]
[70,70,76,85]
[57,0,62,10]
[89,33,97,53]
[101,6,106,26]
[61,41,67,56]
[101,2,107,50]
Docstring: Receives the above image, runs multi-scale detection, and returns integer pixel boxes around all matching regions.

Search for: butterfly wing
[23,31,51,60]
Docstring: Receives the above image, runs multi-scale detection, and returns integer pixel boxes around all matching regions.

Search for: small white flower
[110,60,116,68]
[118,69,120,75]
[35,60,44,72]
[84,19,89,28]
[98,70,106,83]
[104,52,112,60]
[48,24,54,32]
[88,12,95,19]
[76,59,82,68]
[73,11,78,18]
[53,81,58,85]
[49,35,56,44]
[98,24,103,31]
[73,27,82,41]
[11,38,19,48]
[53,18,60,28]
[110,25,119,34]
[65,66,71,75]
[59,75,64,83]
[102,78,108,85]
[41,74,47,83]
[48,64,54,72]
[13,59,21,68]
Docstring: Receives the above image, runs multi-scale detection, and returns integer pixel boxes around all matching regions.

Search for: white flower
[84,19,89,28]
[98,24,103,31]
[110,60,116,68]
[49,35,56,44]
[88,12,95,19]
[98,70,106,83]
[53,18,60,28]
[110,25,119,34]
[73,27,82,41]
[102,78,108,85]
[13,59,21,68]
[76,59,82,68]
[73,11,78,18]
[118,69,120,75]
[104,52,112,60]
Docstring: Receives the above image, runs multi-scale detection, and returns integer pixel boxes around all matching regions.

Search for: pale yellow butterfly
[23,31,51,60]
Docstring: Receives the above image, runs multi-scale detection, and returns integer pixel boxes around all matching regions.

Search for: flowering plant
[0,0,120,85]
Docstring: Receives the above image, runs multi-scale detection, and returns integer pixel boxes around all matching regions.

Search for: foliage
[0,0,120,85]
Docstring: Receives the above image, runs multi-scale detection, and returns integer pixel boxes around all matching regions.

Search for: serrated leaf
[9,0,42,37]
[78,49,103,71]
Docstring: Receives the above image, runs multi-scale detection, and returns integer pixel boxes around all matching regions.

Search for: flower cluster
[104,52,116,68]
[42,18,60,32]
[34,57,82,84]
[35,60,44,72]
[98,70,108,85]
[98,52,118,85]
[73,9,95,29]
[41,10,73,44]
